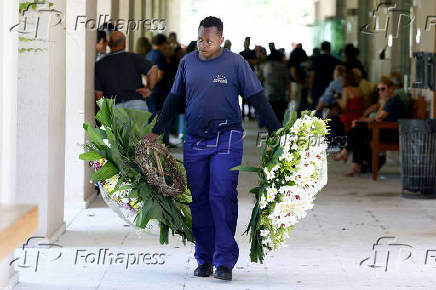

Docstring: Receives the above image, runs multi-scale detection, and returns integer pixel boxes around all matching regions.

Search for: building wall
[410,0,436,117]
[16,0,66,238]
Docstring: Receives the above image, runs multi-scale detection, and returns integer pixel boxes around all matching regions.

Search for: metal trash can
[399,119,436,199]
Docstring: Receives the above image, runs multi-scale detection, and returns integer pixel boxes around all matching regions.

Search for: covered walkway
[15,121,436,289]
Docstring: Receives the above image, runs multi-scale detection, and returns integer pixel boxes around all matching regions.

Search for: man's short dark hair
[97,22,115,43]
[321,41,331,51]
[199,16,223,35]
[97,30,106,43]
[152,34,168,46]
[344,43,358,59]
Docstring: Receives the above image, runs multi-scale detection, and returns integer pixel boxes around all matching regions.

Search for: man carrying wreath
[143,16,281,280]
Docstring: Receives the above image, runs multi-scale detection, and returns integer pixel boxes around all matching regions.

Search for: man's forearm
[151,93,183,135]
[246,90,281,134]
[146,65,158,89]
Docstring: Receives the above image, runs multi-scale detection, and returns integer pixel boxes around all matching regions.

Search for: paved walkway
[14,121,436,290]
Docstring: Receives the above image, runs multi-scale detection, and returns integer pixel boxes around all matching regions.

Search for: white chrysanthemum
[299,162,316,177]
[279,152,294,163]
[259,194,268,209]
[260,229,269,237]
[266,187,278,202]
[271,164,280,172]
[264,167,275,181]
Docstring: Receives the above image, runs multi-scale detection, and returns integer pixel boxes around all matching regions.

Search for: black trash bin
[399,119,436,199]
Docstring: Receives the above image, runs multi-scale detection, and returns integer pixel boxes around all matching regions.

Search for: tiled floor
[13,121,436,290]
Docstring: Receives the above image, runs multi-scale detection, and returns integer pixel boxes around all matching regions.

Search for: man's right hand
[143,133,159,143]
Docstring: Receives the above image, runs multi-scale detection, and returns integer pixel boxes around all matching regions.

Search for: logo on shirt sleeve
[212,74,228,84]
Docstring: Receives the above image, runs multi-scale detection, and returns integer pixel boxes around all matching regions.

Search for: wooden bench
[369,96,426,180]
[0,204,38,261]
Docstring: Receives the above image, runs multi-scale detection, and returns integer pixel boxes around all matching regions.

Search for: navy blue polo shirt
[170,48,262,139]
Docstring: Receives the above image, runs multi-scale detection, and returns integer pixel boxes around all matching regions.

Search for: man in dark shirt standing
[95,31,158,110]
[239,37,256,70]
[143,16,281,280]
[309,41,341,109]
[239,37,256,119]
[146,34,172,115]
[289,43,308,112]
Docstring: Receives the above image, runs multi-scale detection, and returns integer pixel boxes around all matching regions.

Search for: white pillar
[132,0,143,52]
[16,0,66,240]
[0,0,18,206]
[98,0,112,19]
[118,0,131,50]
[144,0,152,39]
[64,0,97,208]
[166,0,181,37]
[0,1,19,288]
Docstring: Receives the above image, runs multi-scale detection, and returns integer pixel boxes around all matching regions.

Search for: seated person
[316,65,345,138]
[332,76,405,176]
[391,71,412,117]
[316,65,345,112]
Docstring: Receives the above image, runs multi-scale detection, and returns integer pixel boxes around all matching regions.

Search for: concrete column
[98,0,112,19]
[357,0,371,76]
[118,0,131,50]
[16,0,66,241]
[390,0,413,79]
[64,0,97,208]
[411,0,436,117]
[145,0,153,39]
[0,0,18,206]
[0,1,19,287]
[166,0,181,37]
[132,0,143,52]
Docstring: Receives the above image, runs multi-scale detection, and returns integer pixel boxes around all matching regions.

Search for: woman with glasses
[333,76,406,176]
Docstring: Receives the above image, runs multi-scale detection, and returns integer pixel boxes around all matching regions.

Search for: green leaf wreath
[79,98,193,245]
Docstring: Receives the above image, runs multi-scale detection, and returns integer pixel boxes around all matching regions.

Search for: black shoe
[214,265,232,280]
[194,264,213,277]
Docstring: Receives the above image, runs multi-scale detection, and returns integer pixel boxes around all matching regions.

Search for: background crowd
[94,23,411,177]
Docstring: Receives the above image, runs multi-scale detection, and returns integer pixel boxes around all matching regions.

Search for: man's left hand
[136,88,152,99]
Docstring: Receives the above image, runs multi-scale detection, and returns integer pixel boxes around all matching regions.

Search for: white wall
[65,0,97,207]
[166,0,181,37]
[0,0,18,205]
[0,1,19,287]
[411,0,436,117]
[16,0,66,239]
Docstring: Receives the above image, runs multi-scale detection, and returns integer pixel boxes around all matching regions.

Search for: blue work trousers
[183,130,243,269]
